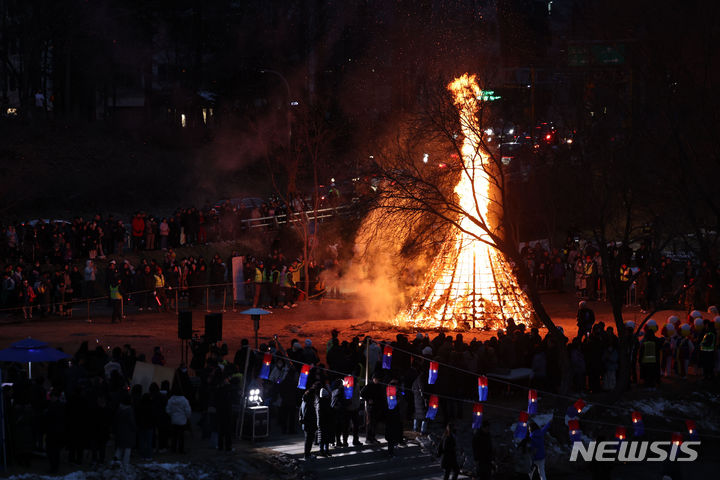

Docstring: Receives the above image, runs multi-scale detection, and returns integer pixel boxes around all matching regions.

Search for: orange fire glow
[394,74,532,330]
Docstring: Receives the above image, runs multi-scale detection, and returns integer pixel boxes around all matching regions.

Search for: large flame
[395,74,532,330]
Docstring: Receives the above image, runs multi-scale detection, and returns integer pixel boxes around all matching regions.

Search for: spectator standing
[472,421,493,480]
[166,384,192,454]
[131,213,145,252]
[639,322,662,388]
[602,338,619,390]
[528,419,552,480]
[576,301,595,340]
[43,389,65,474]
[136,393,155,461]
[317,383,334,456]
[360,372,385,443]
[300,387,319,460]
[437,423,460,480]
[384,379,404,457]
[83,259,97,299]
[159,218,170,250]
[114,393,136,468]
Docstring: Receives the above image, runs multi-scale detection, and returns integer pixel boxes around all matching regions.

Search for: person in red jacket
[131,213,145,252]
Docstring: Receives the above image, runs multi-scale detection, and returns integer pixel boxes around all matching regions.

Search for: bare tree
[362,74,572,392]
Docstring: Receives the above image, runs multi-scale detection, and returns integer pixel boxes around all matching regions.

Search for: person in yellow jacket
[639,320,662,388]
[110,279,123,323]
[154,266,167,312]
[252,260,264,308]
[287,259,303,306]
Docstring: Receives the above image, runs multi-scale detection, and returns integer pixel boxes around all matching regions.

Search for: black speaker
[205,313,223,343]
[178,311,193,340]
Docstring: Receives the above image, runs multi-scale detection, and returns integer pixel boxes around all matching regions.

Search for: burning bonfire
[394,74,533,331]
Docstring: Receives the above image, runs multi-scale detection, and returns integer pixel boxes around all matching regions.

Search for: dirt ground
[0,291,684,371]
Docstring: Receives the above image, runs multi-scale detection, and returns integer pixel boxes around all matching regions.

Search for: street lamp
[260,69,295,149]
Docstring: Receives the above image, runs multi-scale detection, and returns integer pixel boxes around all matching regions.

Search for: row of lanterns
[563,402,697,445]
[260,350,702,440]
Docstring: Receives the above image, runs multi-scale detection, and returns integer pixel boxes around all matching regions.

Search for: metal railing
[238,204,354,230]
[0,279,342,322]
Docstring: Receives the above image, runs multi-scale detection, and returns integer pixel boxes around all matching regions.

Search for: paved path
[262,433,449,480]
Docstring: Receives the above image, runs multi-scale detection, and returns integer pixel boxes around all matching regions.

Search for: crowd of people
[1,301,718,478]
[1,236,341,320]
[0,191,343,266]
[518,237,720,314]
[1,339,248,473]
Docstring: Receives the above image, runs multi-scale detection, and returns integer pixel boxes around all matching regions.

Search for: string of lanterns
[254,346,718,444]
[377,340,706,426]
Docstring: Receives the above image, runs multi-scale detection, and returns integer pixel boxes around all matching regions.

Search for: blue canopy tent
[0,338,70,378]
[0,338,69,471]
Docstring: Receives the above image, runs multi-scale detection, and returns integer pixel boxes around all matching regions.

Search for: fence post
[222,287,227,313]
[86,299,91,323]
[237,346,252,439]
[206,287,210,313]
[175,289,179,315]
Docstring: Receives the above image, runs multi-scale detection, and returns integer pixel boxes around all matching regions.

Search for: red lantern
[568,419,582,442]
[426,395,439,420]
[632,411,644,437]
[686,420,698,440]
[514,411,529,440]
[472,403,483,429]
[297,364,311,389]
[428,361,439,384]
[386,385,397,410]
[615,426,626,441]
[343,376,354,400]
[671,432,683,446]
[478,376,488,401]
[518,411,529,425]
[527,389,538,414]
[259,352,272,379]
[573,399,586,414]
[382,346,393,369]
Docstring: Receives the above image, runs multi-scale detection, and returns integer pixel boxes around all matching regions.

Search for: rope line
[250,347,720,440]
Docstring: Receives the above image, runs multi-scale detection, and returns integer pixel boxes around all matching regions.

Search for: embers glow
[394,74,532,331]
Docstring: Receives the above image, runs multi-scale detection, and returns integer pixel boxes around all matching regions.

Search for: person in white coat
[166,385,192,453]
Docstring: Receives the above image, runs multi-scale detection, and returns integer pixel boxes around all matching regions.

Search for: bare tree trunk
[513,250,572,394]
